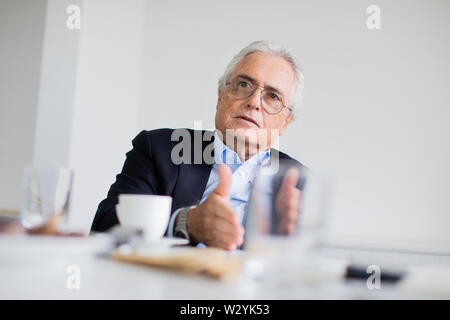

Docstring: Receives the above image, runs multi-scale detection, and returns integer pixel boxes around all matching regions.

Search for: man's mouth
[234,115,260,128]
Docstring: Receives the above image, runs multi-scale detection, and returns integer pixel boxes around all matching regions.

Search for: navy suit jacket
[91,128,302,233]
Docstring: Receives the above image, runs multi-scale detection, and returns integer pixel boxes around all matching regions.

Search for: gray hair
[218,40,304,116]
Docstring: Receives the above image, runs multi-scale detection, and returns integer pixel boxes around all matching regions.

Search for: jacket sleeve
[90,130,158,232]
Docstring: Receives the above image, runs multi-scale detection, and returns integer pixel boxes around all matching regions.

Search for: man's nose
[246,88,263,110]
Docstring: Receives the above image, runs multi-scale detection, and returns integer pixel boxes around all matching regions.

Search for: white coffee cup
[116,194,172,241]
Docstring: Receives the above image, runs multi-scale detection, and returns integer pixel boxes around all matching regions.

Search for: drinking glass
[21,166,73,233]
[243,161,331,287]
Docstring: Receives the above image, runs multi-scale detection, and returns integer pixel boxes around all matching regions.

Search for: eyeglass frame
[225,76,293,115]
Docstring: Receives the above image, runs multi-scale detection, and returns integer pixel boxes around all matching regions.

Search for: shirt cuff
[167,207,184,237]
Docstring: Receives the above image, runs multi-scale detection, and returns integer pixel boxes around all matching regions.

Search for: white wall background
[33,0,80,168]
[0,0,46,212]
[68,0,144,231]
[1,0,449,251]
[0,0,144,233]
[34,0,144,232]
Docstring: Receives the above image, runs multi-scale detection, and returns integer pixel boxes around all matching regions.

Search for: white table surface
[0,234,446,300]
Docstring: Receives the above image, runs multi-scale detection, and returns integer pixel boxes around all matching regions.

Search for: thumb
[280,167,300,193]
[214,164,232,198]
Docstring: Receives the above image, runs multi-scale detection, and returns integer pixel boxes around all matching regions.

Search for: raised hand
[185,164,245,250]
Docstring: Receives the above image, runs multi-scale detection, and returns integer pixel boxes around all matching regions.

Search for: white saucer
[136,237,189,253]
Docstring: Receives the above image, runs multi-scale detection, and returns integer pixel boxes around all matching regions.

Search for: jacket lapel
[171,130,214,212]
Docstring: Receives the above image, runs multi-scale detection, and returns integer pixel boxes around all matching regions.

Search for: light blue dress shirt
[168,130,270,245]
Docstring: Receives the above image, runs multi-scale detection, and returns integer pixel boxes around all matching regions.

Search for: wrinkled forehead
[230,52,295,101]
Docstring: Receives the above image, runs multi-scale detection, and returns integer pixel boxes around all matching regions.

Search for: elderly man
[91,41,305,250]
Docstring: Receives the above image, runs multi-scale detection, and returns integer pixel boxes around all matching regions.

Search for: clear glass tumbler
[21,166,73,233]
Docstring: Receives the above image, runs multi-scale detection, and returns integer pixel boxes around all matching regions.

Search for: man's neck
[221,134,268,162]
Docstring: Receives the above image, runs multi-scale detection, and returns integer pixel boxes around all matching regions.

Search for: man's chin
[225,127,258,139]
[223,127,270,151]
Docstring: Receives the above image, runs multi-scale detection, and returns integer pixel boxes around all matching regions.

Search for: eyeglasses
[226,76,292,115]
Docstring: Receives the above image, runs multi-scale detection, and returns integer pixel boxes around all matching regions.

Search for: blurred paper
[111,247,243,280]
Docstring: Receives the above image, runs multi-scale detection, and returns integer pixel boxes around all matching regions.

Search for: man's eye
[237,81,250,88]
[268,92,281,101]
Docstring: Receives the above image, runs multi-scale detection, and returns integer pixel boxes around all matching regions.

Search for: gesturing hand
[276,167,302,235]
[186,164,245,251]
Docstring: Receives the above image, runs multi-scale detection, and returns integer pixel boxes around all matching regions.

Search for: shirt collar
[213,130,270,166]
